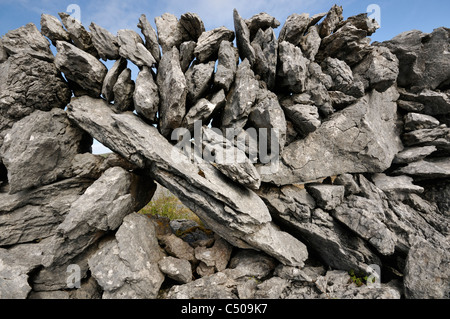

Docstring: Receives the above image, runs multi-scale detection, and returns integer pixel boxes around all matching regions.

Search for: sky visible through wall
[1,0,449,154]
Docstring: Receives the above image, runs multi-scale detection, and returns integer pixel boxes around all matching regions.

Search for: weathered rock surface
[117,29,156,68]
[55,41,107,97]
[214,41,239,91]
[89,213,165,299]
[252,28,278,89]
[137,14,161,64]
[89,22,120,61]
[277,41,309,93]
[158,256,192,284]
[133,66,159,122]
[185,61,216,104]
[58,13,97,57]
[155,13,184,53]
[245,12,280,40]
[194,27,235,62]
[156,47,187,137]
[40,14,71,45]
[234,9,256,65]
[261,87,403,185]
[101,58,127,102]
[0,109,90,194]
[180,12,205,42]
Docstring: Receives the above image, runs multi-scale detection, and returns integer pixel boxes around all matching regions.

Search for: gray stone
[261,87,403,185]
[194,27,235,63]
[0,39,7,63]
[254,277,289,299]
[2,23,53,60]
[134,66,159,123]
[156,47,187,138]
[214,41,239,91]
[300,25,321,61]
[221,59,259,130]
[195,236,233,272]
[179,41,196,72]
[381,27,450,90]
[155,13,184,53]
[234,9,256,65]
[248,90,287,153]
[158,256,192,284]
[112,68,134,113]
[334,174,361,196]
[40,14,71,45]
[67,96,308,267]
[277,41,309,93]
[0,109,89,194]
[0,52,71,122]
[44,167,155,266]
[182,98,218,132]
[394,158,450,179]
[319,5,344,38]
[321,57,364,98]
[160,233,196,263]
[278,13,310,46]
[0,177,93,246]
[345,13,379,35]
[372,173,424,195]
[352,46,399,92]
[180,12,205,42]
[393,146,437,164]
[102,58,127,102]
[89,22,120,61]
[167,272,238,299]
[202,127,261,190]
[245,12,280,40]
[251,28,278,89]
[404,113,441,131]
[402,127,450,149]
[58,13,97,57]
[137,14,161,64]
[117,29,156,68]
[229,250,277,280]
[306,184,345,211]
[55,41,107,97]
[185,61,216,104]
[88,213,165,299]
[404,240,450,299]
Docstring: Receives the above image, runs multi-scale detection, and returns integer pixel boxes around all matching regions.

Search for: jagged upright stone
[245,12,280,40]
[89,22,120,61]
[112,68,135,113]
[277,41,309,93]
[155,13,184,53]
[233,9,256,65]
[117,29,156,68]
[134,66,159,123]
[194,26,235,62]
[319,4,344,38]
[157,47,187,137]
[40,14,71,45]
[58,12,98,57]
[279,13,310,46]
[137,14,161,64]
[102,58,128,102]
[180,12,205,42]
[214,41,239,91]
[185,61,216,104]
[252,28,278,90]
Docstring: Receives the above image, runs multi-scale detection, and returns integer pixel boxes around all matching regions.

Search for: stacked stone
[0,5,448,299]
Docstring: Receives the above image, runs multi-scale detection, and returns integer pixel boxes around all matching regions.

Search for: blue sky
[1,0,449,154]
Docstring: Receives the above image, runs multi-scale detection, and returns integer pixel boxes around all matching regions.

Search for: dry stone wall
[0,5,449,299]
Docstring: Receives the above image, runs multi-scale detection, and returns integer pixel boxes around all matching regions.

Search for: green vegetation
[348,270,376,287]
[139,188,202,225]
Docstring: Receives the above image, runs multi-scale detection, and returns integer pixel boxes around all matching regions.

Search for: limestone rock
[40,14,71,45]
[321,57,364,98]
[381,27,450,90]
[58,13,97,57]
[280,101,321,136]
[102,58,127,102]
[194,26,235,63]
[319,5,343,38]
[88,213,165,299]
[2,23,53,60]
[393,146,437,164]
[279,13,310,46]
[89,22,120,61]
[179,41,196,73]
[137,14,161,64]
[404,240,450,299]
[214,41,239,91]
[0,53,71,121]
[221,59,259,130]
[160,234,196,263]
[134,66,159,123]
[112,68,134,113]
[229,250,277,279]
[300,25,321,61]
[156,47,187,137]
[245,12,280,40]
[261,87,403,185]
[185,61,216,104]
[371,173,424,196]
[306,184,345,211]
[180,12,205,42]
[0,109,90,194]
[234,9,256,65]
[195,236,233,272]
[277,41,309,93]
[404,113,441,131]
[182,97,219,132]
[394,158,450,179]
[158,256,192,284]
[251,28,278,90]
[117,29,156,68]
[55,41,107,97]
[155,13,184,53]
[202,127,261,190]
